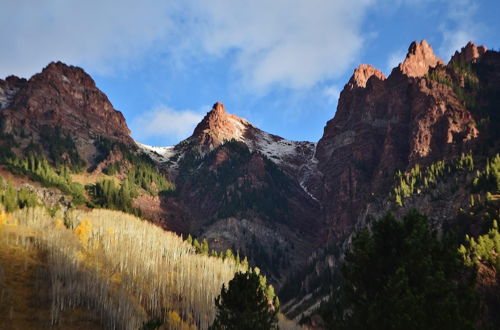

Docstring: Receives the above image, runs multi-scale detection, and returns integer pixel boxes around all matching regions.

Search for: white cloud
[438,0,482,60]
[0,0,177,78]
[323,85,341,104]
[132,106,204,142]
[0,0,376,93]
[183,0,375,91]
[386,49,405,74]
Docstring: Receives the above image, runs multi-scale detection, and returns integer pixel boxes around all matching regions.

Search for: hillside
[280,41,500,323]
[0,39,499,329]
[0,203,299,329]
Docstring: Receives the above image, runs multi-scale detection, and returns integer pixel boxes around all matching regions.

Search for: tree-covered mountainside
[315,210,480,330]
[0,198,295,329]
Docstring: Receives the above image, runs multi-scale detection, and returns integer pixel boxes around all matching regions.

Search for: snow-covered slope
[135,141,177,163]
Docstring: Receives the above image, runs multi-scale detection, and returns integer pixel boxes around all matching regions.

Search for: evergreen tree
[4,180,17,212]
[209,270,278,330]
[324,210,478,330]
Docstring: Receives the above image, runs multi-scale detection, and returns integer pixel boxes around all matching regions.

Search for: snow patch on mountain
[227,116,247,142]
[135,141,177,163]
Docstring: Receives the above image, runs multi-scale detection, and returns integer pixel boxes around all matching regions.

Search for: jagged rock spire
[347,64,386,89]
[190,102,249,150]
[450,41,487,64]
[398,40,444,77]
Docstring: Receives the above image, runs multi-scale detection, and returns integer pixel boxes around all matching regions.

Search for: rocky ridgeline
[314,40,483,238]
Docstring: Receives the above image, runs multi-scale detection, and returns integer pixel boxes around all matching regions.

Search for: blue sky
[1,0,499,146]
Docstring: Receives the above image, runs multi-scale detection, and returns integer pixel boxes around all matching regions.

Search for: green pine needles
[209,270,279,330]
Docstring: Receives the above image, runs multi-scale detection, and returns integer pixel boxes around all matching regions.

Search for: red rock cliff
[315,40,480,238]
[0,62,132,146]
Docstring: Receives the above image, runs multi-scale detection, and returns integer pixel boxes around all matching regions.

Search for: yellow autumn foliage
[54,218,65,229]
[0,205,301,329]
[73,218,92,248]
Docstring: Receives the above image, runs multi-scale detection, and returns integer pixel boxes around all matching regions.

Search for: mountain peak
[190,102,249,150]
[348,64,386,88]
[212,101,226,115]
[0,61,132,146]
[399,40,443,77]
[450,41,487,64]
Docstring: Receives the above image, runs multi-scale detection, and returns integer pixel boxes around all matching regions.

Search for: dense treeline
[39,126,85,170]
[316,210,480,330]
[5,154,86,204]
[86,160,175,214]
[209,270,279,330]
[0,133,175,214]
[86,179,139,215]
[185,233,279,306]
[392,152,499,206]
[90,137,175,209]
[460,219,500,271]
[0,206,240,329]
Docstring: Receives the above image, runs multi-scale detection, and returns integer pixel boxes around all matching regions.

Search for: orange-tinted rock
[450,41,487,64]
[398,40,444,77]
[190,101,248,151]
[347,64,386,89]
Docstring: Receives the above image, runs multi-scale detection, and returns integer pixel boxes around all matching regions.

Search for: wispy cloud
[0,0,176,78]
[182,0,375,91]
[438,0,482,60]
[323,85,341,104]
[132,106,205,143]
[0,0,376,94]
[386,49,406,74]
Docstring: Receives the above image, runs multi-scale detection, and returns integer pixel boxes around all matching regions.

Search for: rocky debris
[398,40,444,77]
[91,146,128,179]
[450,41,487,64]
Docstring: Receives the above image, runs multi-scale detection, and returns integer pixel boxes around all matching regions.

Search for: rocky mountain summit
[313,40,479,238]
[0,62,132,165]
[398,40,444,77]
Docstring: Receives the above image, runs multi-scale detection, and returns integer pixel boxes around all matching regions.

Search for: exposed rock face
[347,64,386,88]
[176,102,316,180]
[0,76,27,110]
[190,102,249,151]
[315,39,478,238]
[0,62,133,161]
[398,40,444,77]
[135,102,322,282]
[283,41,500,317]
[450,41,487,64]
